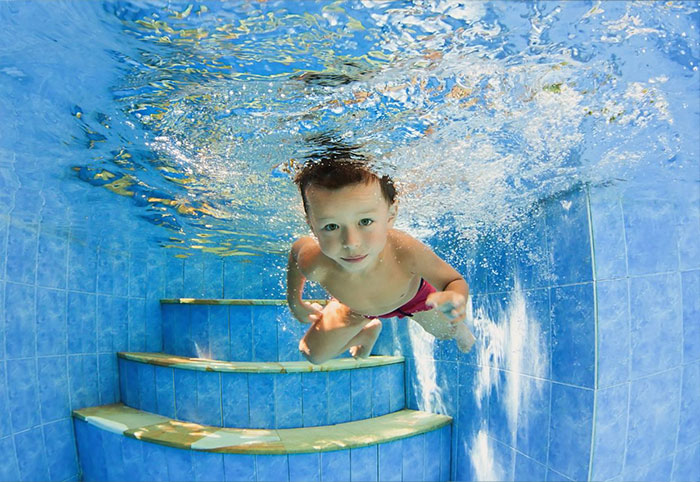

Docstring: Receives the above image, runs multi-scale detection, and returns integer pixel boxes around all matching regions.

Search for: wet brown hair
[294,158,397,215]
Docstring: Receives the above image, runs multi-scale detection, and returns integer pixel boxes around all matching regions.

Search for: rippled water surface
[2,0,698,256]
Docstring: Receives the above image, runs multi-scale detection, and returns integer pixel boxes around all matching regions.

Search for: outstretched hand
[425,291,467,324]
[297,301,324,324]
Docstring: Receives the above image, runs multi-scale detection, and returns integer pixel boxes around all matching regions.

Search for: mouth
[341,255,367,263]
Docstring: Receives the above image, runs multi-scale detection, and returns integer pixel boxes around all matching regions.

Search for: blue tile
[161,303,184,356]
[175,369,197,422]
[44,418,78,480]
[678,204,700,270]
[98,353,118,404]
[545,468,573,481]
[252,306,280,361]
[0,436,20,481]
[166,445,195,482]
[184,257,206,298]
[372,366,391,417]
[590,186,627,280]
[249,374,275,428]
[388,363,405,412]
[351,368,372,420]
[516,375,551,464]
[14,426,50,481]
[67,238,97,292]
[488,368,513,446]
[256,454,289,482]
[521,288,551,379]
[0,281,4,360]
[491,438,516,482]
[678,361,700,448]
[97,295,114,353]
[544,188,593,285]
[37,356,70,423]
[164,257,184,298]
[591,384,628,481]
[5,220,37,284]
[682,271,700,364]
[97,247,116,295]
[121,436,145,482]
[486,239,516,294]
[4,282,35,359]
[229,306,253,361]
[514,453,546,482]
[327,370,352,425]
[596,280,630,387]
[548,383,593,481]
[440,425,451,482]
[223,454,256,481]
[0,363,11,438]
[36,287,67,356]
[102,430,127,482]
[190,305,210,358]
[122,359,138,407]
[321,450,350,482]
[67,292,96,354]
[145,295,163,353]
[289,453,320,482]
[351,445,377,482]
[626,368,681,469]
[435,361,459,417]
[513,209,551,290]
[74,420,106,482]
[141,442,169,481]
[424,429,441,481]
[622,455,674,482]
[113,297,129,353]
[128,298,147,352]
[551,284,595,388]
[68,355,99,410]
[277,310,306,361]
[137,362,157,413]
[672,443,700,482]
[223,259,242,298]
[155,366,176,418]
[302,372,328,427]
[6,358,40,431]
[378,440,402,482]
[209,306,230,361]
[402,435,424,482]
[629,274,683,378]
[37,228,67,289]
[222,373,249,427]
[129,255,148,298]
[623,198,679,276]
[203,257,224,299]
[193,452,225,482]
[197,371,222,426]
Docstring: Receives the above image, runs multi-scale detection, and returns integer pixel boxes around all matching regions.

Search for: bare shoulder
[290,236,327,282]
[387,229,431,267]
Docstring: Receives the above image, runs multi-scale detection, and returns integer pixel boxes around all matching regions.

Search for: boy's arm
[287,237,323,324]
[397,232,469,322]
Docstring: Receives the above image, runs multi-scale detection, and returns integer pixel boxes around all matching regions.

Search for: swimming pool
[0,1,698,481]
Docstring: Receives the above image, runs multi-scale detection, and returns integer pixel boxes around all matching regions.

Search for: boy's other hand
[293,301,324,324]
[426,291,466,324]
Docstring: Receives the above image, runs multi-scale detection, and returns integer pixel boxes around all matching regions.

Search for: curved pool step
[160,299,328,362]
[118,352,406,429]
[73,403,452,482]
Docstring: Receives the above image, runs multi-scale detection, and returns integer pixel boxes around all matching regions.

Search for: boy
[286,156,475,365]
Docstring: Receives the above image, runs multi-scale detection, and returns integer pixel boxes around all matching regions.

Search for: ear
[387,201,398,227]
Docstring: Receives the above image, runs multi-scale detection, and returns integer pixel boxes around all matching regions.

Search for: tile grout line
[586,184,599,482]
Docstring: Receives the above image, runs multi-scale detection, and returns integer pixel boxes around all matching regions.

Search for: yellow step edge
[118,352,405,373]
[160,298,327,305]
[73,404,452,455]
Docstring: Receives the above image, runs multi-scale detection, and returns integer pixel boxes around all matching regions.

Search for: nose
[342,227,361,249]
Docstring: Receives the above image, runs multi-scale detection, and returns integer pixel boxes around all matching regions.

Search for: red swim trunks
[365,278,437,319]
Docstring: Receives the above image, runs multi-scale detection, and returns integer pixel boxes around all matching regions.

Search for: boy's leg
[411,309,475,352]
[298,299,372,364]
[342,318,382,359]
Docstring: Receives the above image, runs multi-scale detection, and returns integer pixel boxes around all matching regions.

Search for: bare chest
[320,261,420,317]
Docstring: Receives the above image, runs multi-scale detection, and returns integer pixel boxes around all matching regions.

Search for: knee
[298,340,329,365]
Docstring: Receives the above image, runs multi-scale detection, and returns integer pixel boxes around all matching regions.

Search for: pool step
[73,403,452,481]
[118,352,405,428]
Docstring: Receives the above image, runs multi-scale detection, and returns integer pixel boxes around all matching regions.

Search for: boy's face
[304,180,397,273]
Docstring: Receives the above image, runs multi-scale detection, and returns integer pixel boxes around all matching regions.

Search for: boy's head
[294,158,397,216]
[293,150,399,270]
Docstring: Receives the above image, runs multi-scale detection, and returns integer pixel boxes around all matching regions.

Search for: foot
[349,319,382,359]
[454,323,475,353]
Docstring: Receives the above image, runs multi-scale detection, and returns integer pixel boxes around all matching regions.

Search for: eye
[322,223,339,232]
[359,218,374,226]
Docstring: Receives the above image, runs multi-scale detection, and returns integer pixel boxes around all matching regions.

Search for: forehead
[305,181,386,218]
